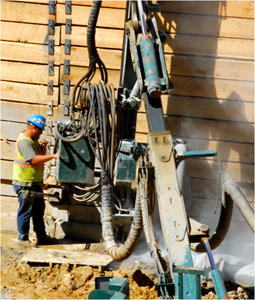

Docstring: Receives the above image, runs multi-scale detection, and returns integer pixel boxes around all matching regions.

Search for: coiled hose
[101,181,143,262]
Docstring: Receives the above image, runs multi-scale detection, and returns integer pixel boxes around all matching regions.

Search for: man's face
[33,126,43,140]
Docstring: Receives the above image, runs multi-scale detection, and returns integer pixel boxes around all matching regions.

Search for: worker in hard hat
[12,115,58,247]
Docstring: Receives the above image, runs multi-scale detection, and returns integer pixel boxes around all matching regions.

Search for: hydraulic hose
[101,181,143,262]
[223,180,254,232]
[191,186,233,252]
[71,0,107,114]
[54,121,87,143]
[87,0,101,63]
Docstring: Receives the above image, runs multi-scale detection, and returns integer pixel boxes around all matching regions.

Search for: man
[13,114,58,247]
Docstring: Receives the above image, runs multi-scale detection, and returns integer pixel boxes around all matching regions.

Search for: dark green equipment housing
[56,138,95,184]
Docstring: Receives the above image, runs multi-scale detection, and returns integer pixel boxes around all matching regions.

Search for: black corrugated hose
[71,0,108,115]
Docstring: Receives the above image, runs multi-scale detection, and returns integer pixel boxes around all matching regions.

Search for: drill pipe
[191,187,233,253]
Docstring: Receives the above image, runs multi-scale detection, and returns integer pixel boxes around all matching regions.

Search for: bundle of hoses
[71,0,107,115]
[101,182,143,262]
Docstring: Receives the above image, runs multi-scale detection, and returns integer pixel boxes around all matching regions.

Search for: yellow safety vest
[13,133,44,182]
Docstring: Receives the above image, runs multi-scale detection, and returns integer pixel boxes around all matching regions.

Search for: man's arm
[30,153,58,165]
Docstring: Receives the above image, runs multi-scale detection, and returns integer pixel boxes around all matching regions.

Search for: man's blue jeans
[13,184,46,241]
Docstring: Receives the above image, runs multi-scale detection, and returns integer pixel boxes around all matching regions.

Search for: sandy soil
[1,231,253,299]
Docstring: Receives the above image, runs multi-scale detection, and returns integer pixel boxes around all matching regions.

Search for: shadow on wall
[153,1,254,283]
[156,0,253,183]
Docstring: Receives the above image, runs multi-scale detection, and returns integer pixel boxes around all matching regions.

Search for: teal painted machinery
[89,277,129,299]
[49,1,254,299]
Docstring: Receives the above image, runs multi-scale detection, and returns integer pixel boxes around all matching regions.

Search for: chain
[215,154,223,214]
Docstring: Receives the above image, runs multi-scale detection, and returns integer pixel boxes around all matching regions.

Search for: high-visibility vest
[13,133,44,182]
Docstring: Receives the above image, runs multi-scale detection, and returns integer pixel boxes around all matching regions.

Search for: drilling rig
[43,1,254,299]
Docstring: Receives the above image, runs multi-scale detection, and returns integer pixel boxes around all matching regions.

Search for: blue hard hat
[27,115,46,130]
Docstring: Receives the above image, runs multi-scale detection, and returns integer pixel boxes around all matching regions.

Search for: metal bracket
[64,79,70,95]
[48,40,54,55]
[47,100,53,116]
[49,0,55,14]
[65,0,71,14]
[47,80,53,95]
[149,131,173,162]
[48,61,54,75]
[65,40,71,54]
[64,60,70,74]
[48,19,55,35]
[46,121,53,136]
[65,19,72,34]
[63,100,70,115]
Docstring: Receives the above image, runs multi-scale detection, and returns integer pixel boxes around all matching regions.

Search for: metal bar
[148,131,198,299]
[204,240,216,270]
[211,270,228,299]
[136,0,147,36]
[176,150,216,160]
[196,275,201,298]
[143,93,165,132]
[204,239,228,299]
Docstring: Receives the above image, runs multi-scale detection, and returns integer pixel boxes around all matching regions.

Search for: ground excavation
[1,230,253,299]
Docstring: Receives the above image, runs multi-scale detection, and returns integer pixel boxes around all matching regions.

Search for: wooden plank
[1,61,59,85]
[171,75,254,102]
[57,0,126,9]
[189,198,254,222]
[185,138,254,165]
[189,178,254,203]
[1,42,61,65]
[1,184,16,197]
[160,1,254,19]
[1,141,15,161]
[143,95,254,123]
[1,81,59,106]
[56,3,125,27]
[186,158,254,184]
[1,102,69,123]
[164,34,254,60]
[166,56,254,82]
[156,12,254,39]
[1,1,50,25]
[20,248,112,266]
[60,25,124,49]
[1,196,18,213]
[1,161,14,180]
[136,114,254,144]
[1,21,61,45]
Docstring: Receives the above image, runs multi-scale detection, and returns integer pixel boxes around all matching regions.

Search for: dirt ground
[1,230,253,299]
